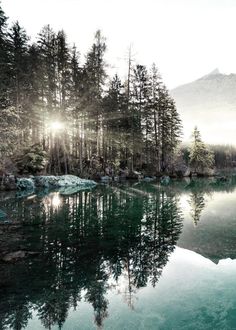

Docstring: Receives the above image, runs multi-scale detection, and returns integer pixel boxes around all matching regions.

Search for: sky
[2,0,236,89]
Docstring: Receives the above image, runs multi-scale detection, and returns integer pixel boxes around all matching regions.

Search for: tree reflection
[189,191,205,226]
[0,184,183,329]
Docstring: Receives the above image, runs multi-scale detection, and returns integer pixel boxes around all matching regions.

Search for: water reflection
[0,184,183,329]
[188,191,205,226]
[44,192,63,212]
[0,177,236,329]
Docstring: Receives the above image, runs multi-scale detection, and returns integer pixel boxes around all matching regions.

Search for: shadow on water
[0,176,236,329]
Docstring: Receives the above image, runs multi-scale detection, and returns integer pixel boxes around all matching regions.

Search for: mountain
[171,69,236,144]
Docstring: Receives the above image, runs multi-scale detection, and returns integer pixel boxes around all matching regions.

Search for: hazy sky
[2,0,236,89]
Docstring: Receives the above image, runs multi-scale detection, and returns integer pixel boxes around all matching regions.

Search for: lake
[1,177,236,330]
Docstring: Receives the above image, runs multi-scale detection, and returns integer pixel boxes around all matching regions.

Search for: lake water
[1,177,236,330]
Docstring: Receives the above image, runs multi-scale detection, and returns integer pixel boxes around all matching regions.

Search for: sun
[49,121,64,132]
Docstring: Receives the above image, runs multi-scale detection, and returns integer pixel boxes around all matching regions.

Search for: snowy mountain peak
[208,68,220,75]
[200,68,221,80]
[170,68,236,144]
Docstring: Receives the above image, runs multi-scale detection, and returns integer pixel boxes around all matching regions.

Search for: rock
[17,178,35,190]
[2,250,26,262]
[100,176,112,183]
[34,175,60,188]
[34,175,97,189]
[142,176,156,182]
[160,176,170,185]
[0,209,7,219]
[57,175,96,187]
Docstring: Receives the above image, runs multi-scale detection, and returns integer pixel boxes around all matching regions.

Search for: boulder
[34,175,97,188]
[142,176,156,182]
[57,175,96,187]
[100,176,112,183]
[17,178,35,190]
[34,175,59,188]
[0,209,7,219]
[160,175,170,185]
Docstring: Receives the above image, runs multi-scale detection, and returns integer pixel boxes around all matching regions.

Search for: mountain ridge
[170,69,236,144]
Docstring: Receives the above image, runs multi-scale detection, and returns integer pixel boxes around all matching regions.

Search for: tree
[56,30,71,112]
[0,106,21,156]
[189,127,214,173]
[8,21,29,109]
[103,74,124,163]
[0,4,11,108]
[149,64,182,174]
[83,30,107,157]
[14,143,48,174]
[37,25,57,112]
[8,21,30,145]
[131,64,151,167]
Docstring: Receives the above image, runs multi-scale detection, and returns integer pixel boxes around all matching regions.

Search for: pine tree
[37,25,57,112]
[189,127,214,173]
[0,4,10,108]
[103,74,127,164]
[27,43,45,144]
[8,21,30,145]
[0,106,20,156]
[56,30,71,112]
[129,64,149,169]
[149,64,182,174]
[83,30,107,157]
[149,63,163,172]
[70,45,83,171]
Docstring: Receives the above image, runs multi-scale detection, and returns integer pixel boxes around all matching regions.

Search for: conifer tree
[37,25,57,112]
[103,74,125,163]
[189,126,214,173]
[56,30,71,112]
[83,30,107,156]
[8,21,30,145]
[0,4,10,108]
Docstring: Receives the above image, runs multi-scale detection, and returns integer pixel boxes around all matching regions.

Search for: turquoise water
[1,178,236,329]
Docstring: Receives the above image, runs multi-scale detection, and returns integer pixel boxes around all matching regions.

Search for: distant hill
[171,69,236,145]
